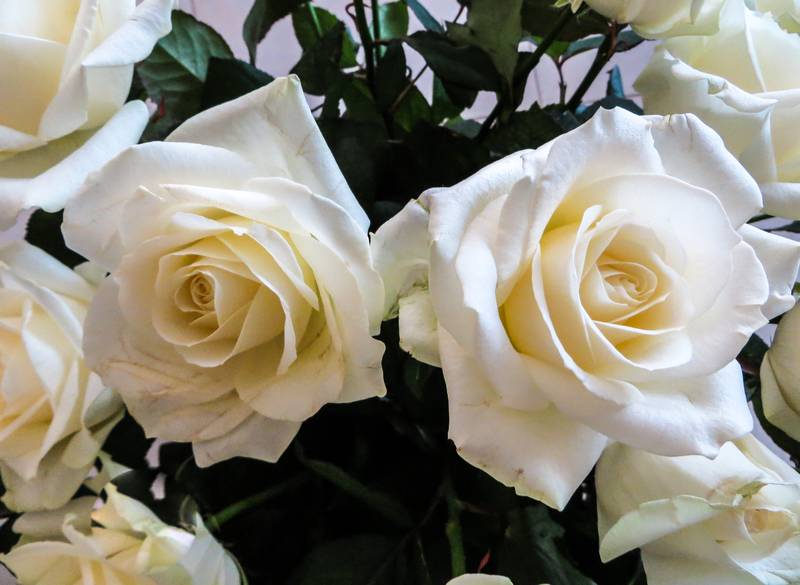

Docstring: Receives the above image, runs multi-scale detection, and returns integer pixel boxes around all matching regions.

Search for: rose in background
[0,0,175,228]
[448,576,513,585]
[2,483,240,585]
[748,0,800,31]
[63,76,386,467]
[760,302,800,441]
[0,241,122,512]
[374,107,800,510]
[597,435,800,584]
[636,0,800,218]
[566,0,728,37]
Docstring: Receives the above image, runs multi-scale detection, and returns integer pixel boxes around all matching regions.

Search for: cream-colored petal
[441,329,607,511]
[168,75,369,231]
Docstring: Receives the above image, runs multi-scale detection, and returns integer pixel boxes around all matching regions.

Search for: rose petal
[441,329,608,510]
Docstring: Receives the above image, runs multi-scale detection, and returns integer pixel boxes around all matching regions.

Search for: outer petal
[760,303,800,441]
[192,411,300,468]
[167,76,370,231]
[739,224,800,319]
[441,330,607,510]
[38,0,174,141]
[371,198,431,318]
[581,361,754,457]
[63,141,259,270]
[0,101,149,228]
[398,289,440,367]
[646,113,763,227]
[636,46,775,179]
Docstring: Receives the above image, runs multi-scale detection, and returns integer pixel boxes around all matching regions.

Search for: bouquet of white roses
[0,0,798,583]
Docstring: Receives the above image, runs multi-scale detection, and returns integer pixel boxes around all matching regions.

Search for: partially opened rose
[63,76,386,467]
[0,0,175,227]
[596,436,800,585]
[760,302,800,441]
[3,484,240,585]
[567,0,727,37]
[0,241,122,512]
[375,108,800,510]
[637,2,800,218]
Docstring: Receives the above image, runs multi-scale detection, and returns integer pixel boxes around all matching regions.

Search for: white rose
[447,576,513,585]
[63,76,387,467]
[749,0,800,31]
[3,484,240,585]
[0,242,122,512]
[636,2,800,218]
[0,0,175,228]
[596,435,800,585]
[760,302,800,441]
[374,107,800,510]
[566,0,728,37]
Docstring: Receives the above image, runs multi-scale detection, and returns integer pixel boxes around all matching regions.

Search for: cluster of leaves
[19,1,796,584]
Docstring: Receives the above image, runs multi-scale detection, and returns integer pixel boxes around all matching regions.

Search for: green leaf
[484,105,565,155]
[606,65,624,98]
[522,0,607,41]
[448,0,524,88]
[579,95,642,120]
[431,76,464,123]
[243,0,306,64]
[24,210,86,268]
[297,449,413,528]
[405,31,501,92]
[201,57,274,110]
[499,507,597,585]
[318,117,389,209]
[375,42,411,111]
[290,22,344,95]
[394,85,432,132]
[288,535,401,585]
[562,29,643,60]
[138,10,233,138]
[378,1,410,40]
[292,5,358,68]
[404,0,444,34]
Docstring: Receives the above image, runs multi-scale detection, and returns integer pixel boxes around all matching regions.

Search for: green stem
[371,0,381,64]
[566,24,620,111]
[444,477,466,578]
[478,7,575,139]
[206,474,308,531]
[353,0,376,91]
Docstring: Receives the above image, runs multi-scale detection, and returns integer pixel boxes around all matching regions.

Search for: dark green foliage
[201,57,274,110]
[25,210,85,268]
[137,10,233,139]
[244,0,307,64]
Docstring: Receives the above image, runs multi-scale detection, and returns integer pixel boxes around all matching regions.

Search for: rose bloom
[597,435,800,585]
[760,303,800,441]
[63,76,386,467]
[0,0,174,227]
[373,108,800,510]
[637,1,800,218]
[3,484,240,585]
[565,0,727,37]
[0,242,122,512]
